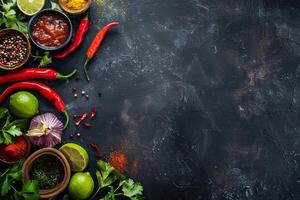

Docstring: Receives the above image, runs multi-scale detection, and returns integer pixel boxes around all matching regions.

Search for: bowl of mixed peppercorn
[0,29,31,70]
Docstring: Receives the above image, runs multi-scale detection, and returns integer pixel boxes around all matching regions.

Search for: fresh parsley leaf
[51,0,62,11]
[33,51,52,67]
[21,180,40,200]
[100,186,115,200]
[0,0,28,34]
[7,119,28,131]
[3,132,12,144]
[95,160,144,200]
[121,179,143,199]
[62,194,70,200]
[5,125,22,137]
[0,108,8,119]
[0,176,10,196]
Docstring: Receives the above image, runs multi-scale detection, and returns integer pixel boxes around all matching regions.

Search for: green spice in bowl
[22,148,71,199]
[29,154,64,189]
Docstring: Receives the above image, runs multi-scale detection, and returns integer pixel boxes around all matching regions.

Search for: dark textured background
[1,0,300,199]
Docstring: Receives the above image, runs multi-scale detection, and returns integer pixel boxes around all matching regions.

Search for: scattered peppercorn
[81,91,85,95]
[85,94,89,99]
[0,33,27,67]
[98,92,102,97]
[74,93,78,98]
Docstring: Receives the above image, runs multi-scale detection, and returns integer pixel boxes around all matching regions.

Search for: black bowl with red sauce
[28,9,73,51]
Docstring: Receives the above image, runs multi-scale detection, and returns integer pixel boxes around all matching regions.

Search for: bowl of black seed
[0,29,31,70]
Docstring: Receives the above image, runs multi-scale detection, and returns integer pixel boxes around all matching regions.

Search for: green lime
[59,143,89,171]
[68,172,94,200]
[9,91,39,118]
[17,0,45,16]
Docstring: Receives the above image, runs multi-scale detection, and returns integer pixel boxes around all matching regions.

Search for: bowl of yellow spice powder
[59,0,91,15]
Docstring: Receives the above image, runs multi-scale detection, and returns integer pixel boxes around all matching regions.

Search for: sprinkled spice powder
[29,155,64,189]
[0,33,27,67]
[108,152,127,173]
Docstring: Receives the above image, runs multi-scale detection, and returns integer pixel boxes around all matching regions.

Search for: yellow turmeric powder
[61,0,88,10]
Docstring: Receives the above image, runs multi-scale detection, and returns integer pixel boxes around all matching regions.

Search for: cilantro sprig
[0,107,28,145]
[0,161,40,200]
[33,51,52,68]
[92,160,144,200]
[0,0,28,34]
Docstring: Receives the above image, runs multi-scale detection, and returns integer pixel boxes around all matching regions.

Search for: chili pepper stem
[83,58,90,81]
[56,70,77,79]
[63,110,70,129]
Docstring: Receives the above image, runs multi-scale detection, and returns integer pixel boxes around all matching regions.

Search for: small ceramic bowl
[22,148,71,199]
[28,9,73,51]
[0,136,31,164]
[58,0,92,15]
[0,29,31,70]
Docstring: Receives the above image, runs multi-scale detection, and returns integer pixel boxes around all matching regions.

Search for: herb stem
[10,184,18,193]
[0,168,9,177]
[90,187,101,200]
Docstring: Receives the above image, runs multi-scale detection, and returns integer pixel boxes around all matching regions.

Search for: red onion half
[27,113,64,147]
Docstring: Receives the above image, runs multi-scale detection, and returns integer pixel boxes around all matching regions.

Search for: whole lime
[9,91,39,118]
[68,172,94,200]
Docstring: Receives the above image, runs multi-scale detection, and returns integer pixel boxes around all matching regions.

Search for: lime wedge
[17,0,45,16]
[59,143,89,171]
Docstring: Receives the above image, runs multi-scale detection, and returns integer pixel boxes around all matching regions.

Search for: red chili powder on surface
[0,136,28,162]
[109,152,127,173]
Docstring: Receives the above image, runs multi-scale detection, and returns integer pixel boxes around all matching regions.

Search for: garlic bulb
[27,113,64,147]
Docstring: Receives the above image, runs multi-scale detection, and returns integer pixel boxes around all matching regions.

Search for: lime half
[59,143,89,172]
[17,0,45,16]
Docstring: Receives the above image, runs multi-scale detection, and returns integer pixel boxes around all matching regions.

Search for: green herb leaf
[100,186,115,200]
[0,108,8,119]
[121,179,143,198]
[21,180,40,200]
[5,125,22,137]
[62,194,70,200]
[51,0,62,11]
[33,51,52,67]
[7,119,28,131]
[2,0,16,11]
[2,132,12,144]
[0,176,10,196]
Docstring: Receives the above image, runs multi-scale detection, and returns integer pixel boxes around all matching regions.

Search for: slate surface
[1,0,300,199]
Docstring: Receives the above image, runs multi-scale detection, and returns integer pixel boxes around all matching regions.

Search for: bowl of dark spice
[22,148,71,199]
[0,29,31,70]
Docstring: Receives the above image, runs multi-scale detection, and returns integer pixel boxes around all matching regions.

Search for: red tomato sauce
[32,14,69,47]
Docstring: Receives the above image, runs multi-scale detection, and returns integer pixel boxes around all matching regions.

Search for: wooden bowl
[0,136,31,164]
[58,0,92,15]
[0,29,31,70]
[22,148,71,199]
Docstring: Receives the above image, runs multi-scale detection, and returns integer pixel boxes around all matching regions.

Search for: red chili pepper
[90,107,96,119]
[83,22,119,81]
[54,15,89,59]
[75,112,87,126]
[0,68,77,84]
[89,142,102,158]
[0,81,69,128]
[83,122,91,128]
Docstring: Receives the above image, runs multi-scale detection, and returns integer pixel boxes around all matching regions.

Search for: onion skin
[27,113,64,147]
